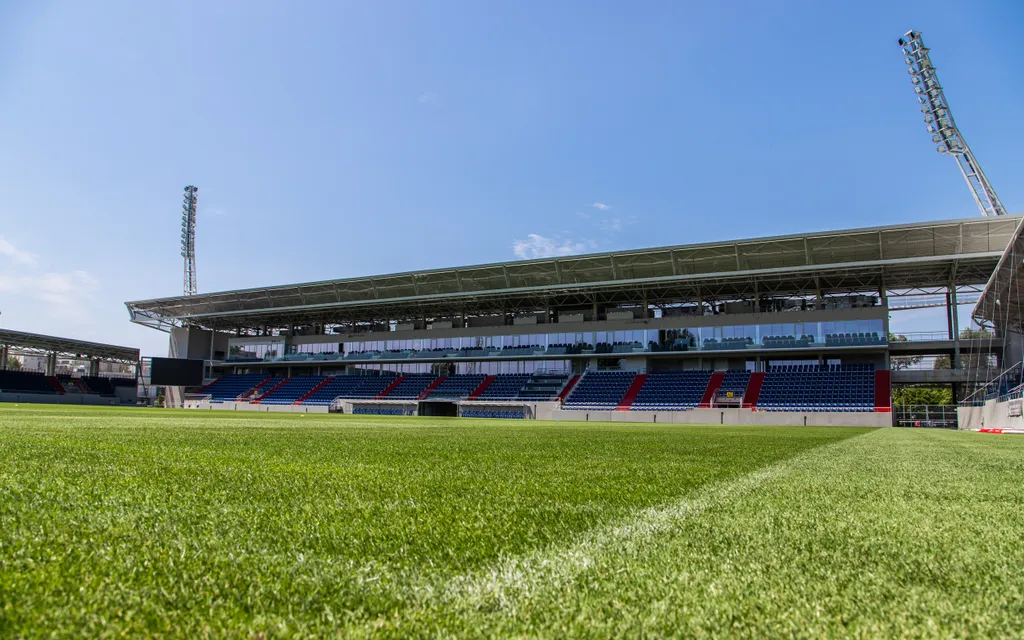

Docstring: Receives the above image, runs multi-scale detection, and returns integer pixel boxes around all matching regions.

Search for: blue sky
[1,0,1022,356]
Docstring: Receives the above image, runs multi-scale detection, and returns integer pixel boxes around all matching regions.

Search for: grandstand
[125,216,1022,426]
[0,329,140,405]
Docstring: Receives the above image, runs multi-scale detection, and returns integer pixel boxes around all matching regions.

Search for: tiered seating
[302,374,398,405]
[703,337,753,350]
[202,374,267,402]
[631,370,713,411]
[518,373,570,399]
[385,374,438,399]
[718,370,751,397]
[563,371,636,409]
[757,364,875,411]
[462,408,527,419]
[353,406,410,416]
[762,335,815,349]
[500,345,544,357]
[476,374,532,400]
[825,333,885,346]
[81,376,116,395]
[259,376,325,404]
[426,374,486,399]
[378,350,413,360]
[0,370,57,394]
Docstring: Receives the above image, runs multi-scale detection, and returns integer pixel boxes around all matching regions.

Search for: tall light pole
[898,30,1007,217]
[181,185,199,296]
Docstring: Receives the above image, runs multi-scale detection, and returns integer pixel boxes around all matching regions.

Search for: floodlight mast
[181,185,198,296]
[899,30,1007,217]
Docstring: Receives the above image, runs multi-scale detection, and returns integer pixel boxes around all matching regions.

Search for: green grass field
[0,407,1021,638]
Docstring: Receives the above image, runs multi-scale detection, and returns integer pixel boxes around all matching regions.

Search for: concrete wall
[0,392,123,406]
[185,401,330,413]
[176,399,888,426]
[549,407,890,427]
[958,398,1024,430]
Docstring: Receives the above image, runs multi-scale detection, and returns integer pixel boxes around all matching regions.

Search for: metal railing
[893,404,958,429]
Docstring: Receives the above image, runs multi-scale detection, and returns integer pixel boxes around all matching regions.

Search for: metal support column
[950,286,961,370]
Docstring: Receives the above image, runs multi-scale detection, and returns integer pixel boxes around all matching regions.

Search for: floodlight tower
[898,30,1007,217]
[181,185,199,296]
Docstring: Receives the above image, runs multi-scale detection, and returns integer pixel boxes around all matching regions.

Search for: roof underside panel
[126,216,1021,330]
[0,329,140,362]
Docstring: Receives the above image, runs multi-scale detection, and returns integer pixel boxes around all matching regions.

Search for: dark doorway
[419,401,458,417]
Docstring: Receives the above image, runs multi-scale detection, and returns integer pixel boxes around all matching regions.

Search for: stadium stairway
[699,372,725,408]
[557,375,581,402]
[418,376,447,400]
[376,376,405,399]
[874,370,892,412]
[467,375,496,400]
[47,377,65,395]
[294,376,334,405]
[744,372,765,409]
[615,374,648,411]
[253,377,291,404]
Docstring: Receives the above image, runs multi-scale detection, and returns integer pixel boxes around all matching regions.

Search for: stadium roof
[0,329,140,363]
[127,216,1022,332]
[972,215,1024,331]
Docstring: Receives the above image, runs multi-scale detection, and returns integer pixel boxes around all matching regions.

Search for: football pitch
[0,407,1021,637]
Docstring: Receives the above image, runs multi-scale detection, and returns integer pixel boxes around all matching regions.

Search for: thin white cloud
[0,235,39,266]
[0,270,99,310]
[591,202,610,211]
[512,234,588,260]
[417,91,439,106]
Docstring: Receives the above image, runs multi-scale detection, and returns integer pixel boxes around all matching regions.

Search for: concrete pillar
[89,358,100,378]
[0,345,7,370]
[45,352,56,376]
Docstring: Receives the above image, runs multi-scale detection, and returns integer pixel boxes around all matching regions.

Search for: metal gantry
[899,30,1007,217]
[181,185,199,296]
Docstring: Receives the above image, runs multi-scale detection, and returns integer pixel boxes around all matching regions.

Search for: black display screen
[150,357,204,386]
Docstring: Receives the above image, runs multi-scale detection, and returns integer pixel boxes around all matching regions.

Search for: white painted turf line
[352,432,869,632]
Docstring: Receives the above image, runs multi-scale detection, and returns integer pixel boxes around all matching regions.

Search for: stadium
[122,215,1020,428]
[2,18,1023,638]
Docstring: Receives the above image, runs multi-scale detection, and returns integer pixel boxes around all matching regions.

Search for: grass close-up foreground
[0,406,1021,637]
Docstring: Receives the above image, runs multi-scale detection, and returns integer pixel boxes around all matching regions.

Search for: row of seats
[352,407,411,416]
[757,365,875,411]
[0,370,58,394]
[476,374,532,400]
[461,409,527,419]
[428,374,487,398]
[825,333,885,346]
[631,370,712,410]
[563,371,636,409]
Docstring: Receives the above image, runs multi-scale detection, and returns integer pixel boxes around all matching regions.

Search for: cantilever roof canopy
[973,215,1024,332]
[126,216,1022,332]
[0,329,140,364]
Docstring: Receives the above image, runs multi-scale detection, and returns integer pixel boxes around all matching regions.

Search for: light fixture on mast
[898,30,1007,217]
[181,185,199,295]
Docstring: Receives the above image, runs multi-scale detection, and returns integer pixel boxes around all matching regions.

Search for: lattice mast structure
[899,30,1007,217]
[181,185,199,296]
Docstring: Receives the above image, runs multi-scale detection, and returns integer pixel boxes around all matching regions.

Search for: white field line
[352,432,869,630]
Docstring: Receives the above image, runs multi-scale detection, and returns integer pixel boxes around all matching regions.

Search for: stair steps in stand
[376,376,405,399]
[418,376,447,400]
[47,377,65,395]
[294,376,334,405]
[616,374,648,411]
[557,375,581,402]
[699,372,726,408]
[468,375,496,400]
[744,372,765,409]
[252,377,290,404]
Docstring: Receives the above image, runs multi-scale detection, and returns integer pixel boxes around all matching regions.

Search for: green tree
[933,328,995,370]
[5,356,22,371]
[892,385,953,406]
